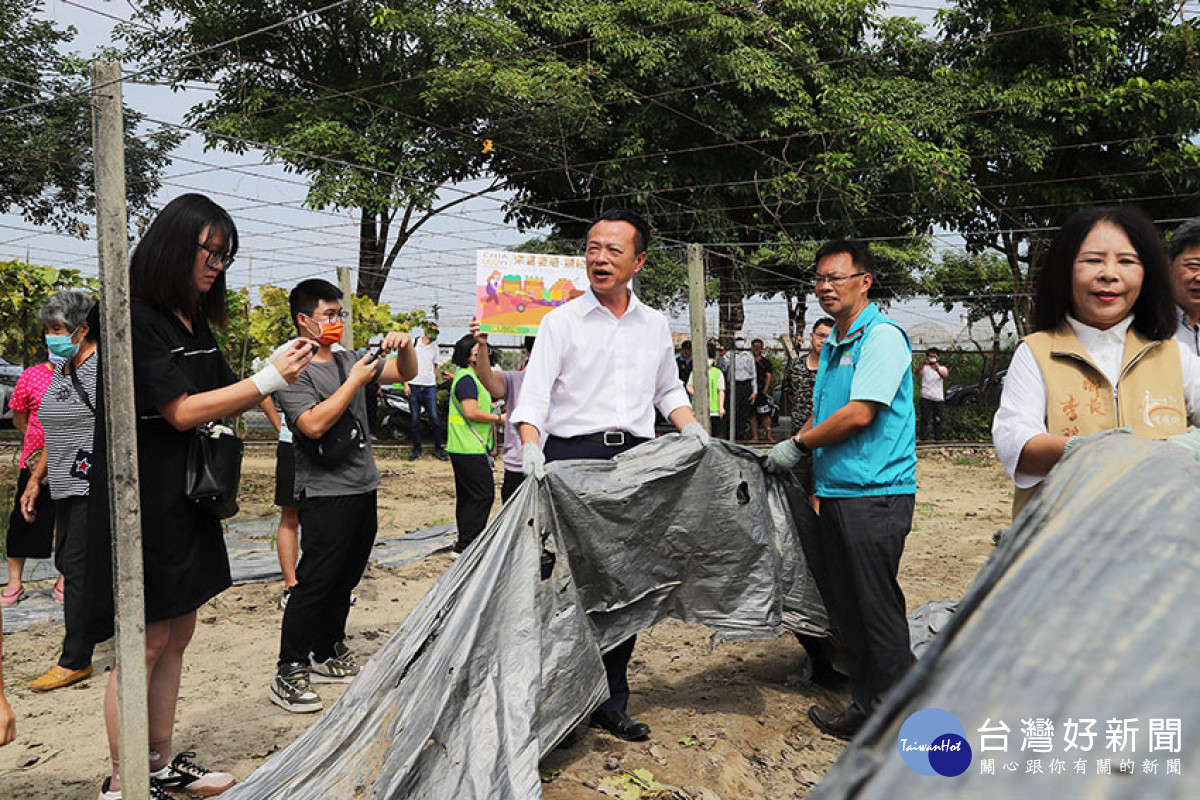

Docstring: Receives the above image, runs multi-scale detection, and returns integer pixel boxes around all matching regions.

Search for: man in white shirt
[917,348,949,441]
[719,338,756,440]
[405,327,447,460]
[512,208,708,742]
[1168,219,1200,356]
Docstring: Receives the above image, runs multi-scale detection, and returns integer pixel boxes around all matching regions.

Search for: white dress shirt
[993,315,1200,488]
[511,287,692,439]
[1177,306,1200,357]
[410,339,439,386]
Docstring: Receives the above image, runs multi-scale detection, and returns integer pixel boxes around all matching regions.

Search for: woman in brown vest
[993,206,1200,515]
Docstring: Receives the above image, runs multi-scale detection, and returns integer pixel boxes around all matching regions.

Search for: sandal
[52,578,65,604]
[0,585,26,606]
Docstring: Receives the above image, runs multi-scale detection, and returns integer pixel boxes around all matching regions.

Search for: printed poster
[475,250,588,335]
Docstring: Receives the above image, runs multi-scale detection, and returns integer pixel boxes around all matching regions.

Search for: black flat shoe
[590,710,651,741]
[808,704,866,741]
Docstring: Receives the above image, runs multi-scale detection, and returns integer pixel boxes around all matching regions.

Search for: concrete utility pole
[338,266,354,349]
[687,244,709,432]
[91,60,151,800]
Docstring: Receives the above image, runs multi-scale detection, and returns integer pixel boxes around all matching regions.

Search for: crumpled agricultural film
[812,430,1200,798]
[224,435,829,799]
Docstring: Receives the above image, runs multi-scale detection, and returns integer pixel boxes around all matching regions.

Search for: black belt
[561,431,649,448]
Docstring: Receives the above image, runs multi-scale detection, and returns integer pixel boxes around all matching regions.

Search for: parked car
[945,368,1008,407]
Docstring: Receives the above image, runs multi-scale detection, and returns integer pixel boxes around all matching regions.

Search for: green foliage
[117,0,565,301]
[922,250,1015,351]
[0,260,97,365]
[0,0,180,232]
[932,0,1200,331]
[219,284,440,371]
[941,406,996,442]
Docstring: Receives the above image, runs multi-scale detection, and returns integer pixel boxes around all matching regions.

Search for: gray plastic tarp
[812,430,1200,798]
[224,435,829,799]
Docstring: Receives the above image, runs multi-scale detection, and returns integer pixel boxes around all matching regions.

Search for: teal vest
[812,302,917,497]
[447,367,493,455]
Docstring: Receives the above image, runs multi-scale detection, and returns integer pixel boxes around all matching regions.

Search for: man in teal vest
[766,239,917,740]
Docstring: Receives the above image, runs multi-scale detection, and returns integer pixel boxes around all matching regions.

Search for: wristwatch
[793,434,811,454]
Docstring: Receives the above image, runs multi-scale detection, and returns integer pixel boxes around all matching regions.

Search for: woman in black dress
[91,194,314,799]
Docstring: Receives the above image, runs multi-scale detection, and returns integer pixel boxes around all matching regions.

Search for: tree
[441,1,965,335]
[933,0,1200,332]
[0,260,97,365]
[0,0,180,232]
[118,1,583,302]
[923,250,1015,375]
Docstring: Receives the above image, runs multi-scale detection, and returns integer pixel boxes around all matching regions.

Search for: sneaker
[408,449,422,461]
[97,776,173,800]
[269,663,322,713]
[309,641,358,684]
[151,751,235,796]
[433,449,449,462]
[349,592,358,607]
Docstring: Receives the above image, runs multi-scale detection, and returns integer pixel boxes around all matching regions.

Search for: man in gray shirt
[270,278,416,714]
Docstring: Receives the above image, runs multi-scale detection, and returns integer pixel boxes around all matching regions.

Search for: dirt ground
[0,446,1011,799]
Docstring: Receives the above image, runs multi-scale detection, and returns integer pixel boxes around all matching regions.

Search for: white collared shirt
[511,287,692,439]
[993,315,1200,488]
[1177,306,1200,357]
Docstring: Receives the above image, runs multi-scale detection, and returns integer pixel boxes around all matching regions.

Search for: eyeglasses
[197,243,234,269]
[813,271,867,286]
[308,310,351,322]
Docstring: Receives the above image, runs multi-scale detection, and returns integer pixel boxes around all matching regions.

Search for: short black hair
[451,334,476,368]
[289,279,343,331]
[812,317,835,333]
[680,339,692,350]
[707,342,717,359]
[927,347,941,357]
[751,338,764,346]
[130,193,236,327]
[1033,206,1176,339]
[588,208,651,253]
[1168,218,1200,262]
[814,239,875,276]
[523,336,536,353]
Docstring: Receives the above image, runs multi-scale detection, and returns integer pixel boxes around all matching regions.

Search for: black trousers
[919,398,944,440]
[7,466,55,558]
[810,494,915,714]
[278,491,377,666]
[55,496,94,670]
[544,434,640,717]
[500,469,526,504]
[450,453,494,552]
[732,380,753,439]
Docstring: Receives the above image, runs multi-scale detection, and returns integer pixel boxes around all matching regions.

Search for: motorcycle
[378,381,451,442]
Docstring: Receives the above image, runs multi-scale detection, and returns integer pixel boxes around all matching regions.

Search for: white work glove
[681,421,710,447]
[1167,428,1200,459]
[765,438,803,473]
[521,442,546,479]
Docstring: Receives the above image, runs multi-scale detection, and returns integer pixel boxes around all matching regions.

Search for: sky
[4,0,992,347]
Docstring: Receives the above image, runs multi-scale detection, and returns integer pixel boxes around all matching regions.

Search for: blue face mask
[45,332,80,360]
[47,352,68,367]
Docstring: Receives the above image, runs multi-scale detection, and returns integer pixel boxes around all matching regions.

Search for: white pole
[91,60,151,800]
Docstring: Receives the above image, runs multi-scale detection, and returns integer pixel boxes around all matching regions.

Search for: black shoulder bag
[184,422,244,520]
[294,353,368,469]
